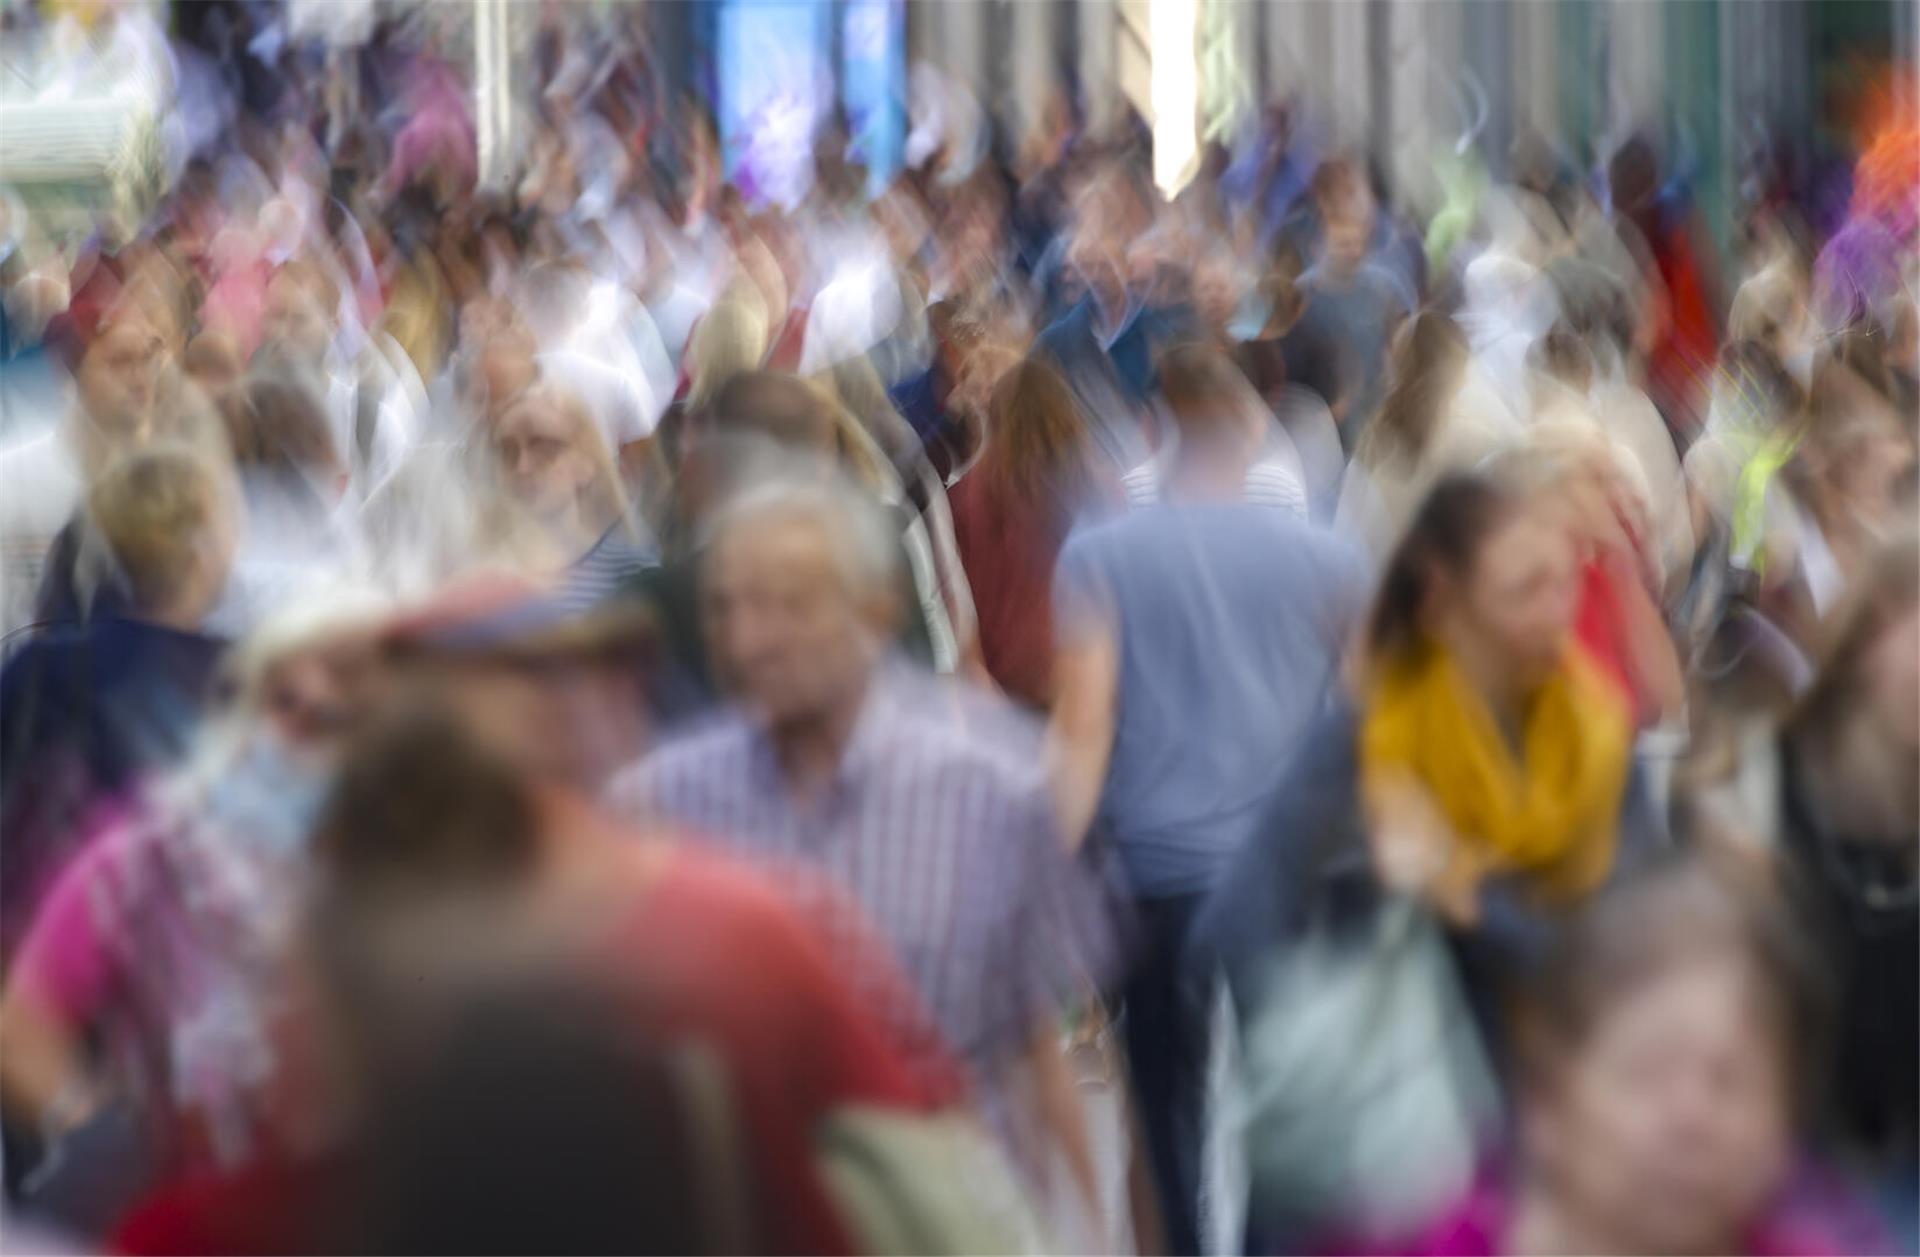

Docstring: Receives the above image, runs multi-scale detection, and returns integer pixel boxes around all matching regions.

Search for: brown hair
[1155,341,1268,460]
[231,366,340,474]
[1364,465,1537,666]
[1529,323,1596,394]
[1511,851,1823,1116]
[979,357,1096,510]
[1359,310,1469,469]
[313,700,540,908]
[705,371,889,493]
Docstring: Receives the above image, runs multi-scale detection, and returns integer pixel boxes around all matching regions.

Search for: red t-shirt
[947,471,1069,709]
[114,848,962,1256]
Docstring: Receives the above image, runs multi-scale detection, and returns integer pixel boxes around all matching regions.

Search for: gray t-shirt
[1055,501,1370,898]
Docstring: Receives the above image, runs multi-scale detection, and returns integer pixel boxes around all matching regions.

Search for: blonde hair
[381,257,453,383]
[486,385,644,553]
[685,290,769,409]
[84,442,231,614]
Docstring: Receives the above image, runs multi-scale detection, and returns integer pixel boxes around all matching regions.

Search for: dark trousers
[1122,892,1210,1256]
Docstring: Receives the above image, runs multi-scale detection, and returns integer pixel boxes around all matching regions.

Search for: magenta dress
[1328,1162,1887,1257]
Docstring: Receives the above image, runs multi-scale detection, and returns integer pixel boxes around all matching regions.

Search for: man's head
[1312,158,1375,277]
[699,471,899,733]
[703,371,842,456]
[1156,343,1268,472]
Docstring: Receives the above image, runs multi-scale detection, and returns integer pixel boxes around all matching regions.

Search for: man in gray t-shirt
[1048,344,1368,1254]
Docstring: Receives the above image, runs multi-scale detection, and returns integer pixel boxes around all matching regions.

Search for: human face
[1448,503,1579,689]
[1322,214,1368,275]
[702,515,876,731]
[1527,956,1792,1255]
[1193,259,1240,334]
[77,310,168,443]
[432,658,648,791]
[261,634,383,756]
[494,402,595,520]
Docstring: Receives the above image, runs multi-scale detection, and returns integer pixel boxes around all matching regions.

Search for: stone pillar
[1384,0,1462,217]
[1607,0,1663,144]
[1263,0,1311,104]
[1326,0,1372,149]
[1010,0,1057,145]
[1079,0,1120,140]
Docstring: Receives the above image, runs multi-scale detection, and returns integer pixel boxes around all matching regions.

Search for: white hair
[702,463,901,602]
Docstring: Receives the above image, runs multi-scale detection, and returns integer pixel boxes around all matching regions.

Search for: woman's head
[1513,855,1817,1254]
[1365,310,1468,466]
[982,357,1093,507]
[1367,463,1577,688]
[491,386,624,529]
[684,291,770,409]
[83,443,239,628]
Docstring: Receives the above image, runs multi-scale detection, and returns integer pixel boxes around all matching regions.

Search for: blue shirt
[1055,502,1369,897]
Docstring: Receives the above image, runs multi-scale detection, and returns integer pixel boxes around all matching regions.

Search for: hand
[1366,775,1481,926]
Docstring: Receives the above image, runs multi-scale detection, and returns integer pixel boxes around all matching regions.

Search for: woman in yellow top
[1359,461,1635,922]
[1201,458,1651,1042]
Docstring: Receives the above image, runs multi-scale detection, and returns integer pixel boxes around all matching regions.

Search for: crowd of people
[1,3,1916,1254]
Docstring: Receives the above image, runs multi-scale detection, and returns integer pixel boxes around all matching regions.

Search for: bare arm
[0,990,92,1138]
[1026,1024,1102,1228]
[1046,614,1119,850]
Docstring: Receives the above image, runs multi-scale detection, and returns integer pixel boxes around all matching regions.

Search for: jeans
[1122,893,1209,1256]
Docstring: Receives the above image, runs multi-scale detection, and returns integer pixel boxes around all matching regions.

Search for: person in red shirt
[947,357,1119,710]
[112,588,991,1255]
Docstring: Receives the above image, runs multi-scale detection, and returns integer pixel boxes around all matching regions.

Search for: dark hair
[349,978,748,1255]
[1512,850,1825,1118]
[1529,323,1595,394]
[1156,341,1263,445]
[1365,468,1533,664]
[706,371,840,452]
[1278,315,1357,411]
[232,366,338,474]
[313,701,540,908]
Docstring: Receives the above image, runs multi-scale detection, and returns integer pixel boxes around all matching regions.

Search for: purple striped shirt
[609,668,1095,1076]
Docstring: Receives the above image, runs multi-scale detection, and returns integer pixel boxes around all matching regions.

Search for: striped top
[608,665,1110,1183]
[1121,455,1310,519]
[559,524,659,616]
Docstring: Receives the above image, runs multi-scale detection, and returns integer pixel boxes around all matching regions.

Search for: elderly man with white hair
[610,464,1116,1245]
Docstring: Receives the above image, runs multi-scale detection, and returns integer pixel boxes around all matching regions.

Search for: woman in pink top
[0,591,387,1179]
[1352,853,1876,1257]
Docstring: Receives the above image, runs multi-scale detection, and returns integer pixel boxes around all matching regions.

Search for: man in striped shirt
[610,467,1113,1235]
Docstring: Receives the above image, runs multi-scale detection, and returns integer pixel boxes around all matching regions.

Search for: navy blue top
[0,618,227,948]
